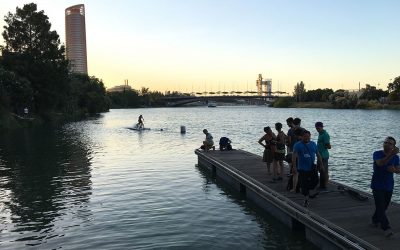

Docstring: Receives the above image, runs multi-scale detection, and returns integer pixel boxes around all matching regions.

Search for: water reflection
[0,127,93,246]
[194,164,318,250]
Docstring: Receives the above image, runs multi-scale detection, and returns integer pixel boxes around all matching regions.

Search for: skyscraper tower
[65,4,88,74]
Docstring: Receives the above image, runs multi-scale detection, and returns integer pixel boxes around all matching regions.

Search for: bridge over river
[159,94,283,107]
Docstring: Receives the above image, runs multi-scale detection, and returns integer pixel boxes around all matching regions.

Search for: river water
[0,107,399,249]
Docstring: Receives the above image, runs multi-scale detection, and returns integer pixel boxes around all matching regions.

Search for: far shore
[282,101,400,110]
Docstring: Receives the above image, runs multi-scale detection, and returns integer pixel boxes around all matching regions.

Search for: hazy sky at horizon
[0,0,399,93]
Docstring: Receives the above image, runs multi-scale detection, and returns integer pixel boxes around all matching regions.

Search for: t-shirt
[317,130,330,159]
[371,150,400,191]
[206,133,214,144]
[293,141,318,171]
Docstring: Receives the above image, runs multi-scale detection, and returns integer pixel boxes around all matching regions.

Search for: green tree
[388,76,400,101]
[68,74,109,114]
[303,88,334,102]
[1,3,69,114]
[107,90,141,108]
[359,84,388,101]
[0,66,33,113]
[329,90,358,109]
[293,81,306,102]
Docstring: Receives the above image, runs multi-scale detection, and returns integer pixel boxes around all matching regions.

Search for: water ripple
[2,107,397,249]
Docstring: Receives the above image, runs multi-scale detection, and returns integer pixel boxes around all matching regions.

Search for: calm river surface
[1,107,399,249]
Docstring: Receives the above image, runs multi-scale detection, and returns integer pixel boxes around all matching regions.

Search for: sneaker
[309,191,319,199]
[384,229,394,238]
[277,176,283,181]
[269,178,277,183]
[318,187,330,194]
[303,199,309,207]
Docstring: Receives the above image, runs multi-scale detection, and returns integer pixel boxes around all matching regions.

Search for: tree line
[0,3,109,124]
[278,77,400,109]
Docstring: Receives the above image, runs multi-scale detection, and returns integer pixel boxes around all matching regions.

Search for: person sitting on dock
[219,137,232,151]
[292,130,323,208]
[202,129,215,150]
[137,115,144,128]
[258,126,277,177]
[371,136,400,237]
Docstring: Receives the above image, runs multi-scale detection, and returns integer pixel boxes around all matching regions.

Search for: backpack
[219,137,232,150]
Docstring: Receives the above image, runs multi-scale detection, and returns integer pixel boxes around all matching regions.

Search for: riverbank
[274,99,400,110]
[0,109,105,130]
[289,102,333,108]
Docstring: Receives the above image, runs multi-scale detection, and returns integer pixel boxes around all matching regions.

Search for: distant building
[65,4,88,74]
[256,74,272,96]
[107,80,132,92]
[107,85,133,93]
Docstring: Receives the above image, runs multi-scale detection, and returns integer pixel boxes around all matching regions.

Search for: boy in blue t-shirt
[292,130,323,207]
[371,136,400,237]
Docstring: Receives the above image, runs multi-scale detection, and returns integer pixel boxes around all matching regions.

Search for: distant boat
[208,101,217,107]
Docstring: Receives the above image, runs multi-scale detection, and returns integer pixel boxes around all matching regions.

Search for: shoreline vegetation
[273,99,400,110]
[273,81,400,110]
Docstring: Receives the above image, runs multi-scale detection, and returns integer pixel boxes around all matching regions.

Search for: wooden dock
[195,149,400,250]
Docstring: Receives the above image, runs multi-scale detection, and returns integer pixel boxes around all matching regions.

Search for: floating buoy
[180,126,186,134]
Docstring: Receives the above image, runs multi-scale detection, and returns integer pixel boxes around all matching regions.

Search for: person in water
[138,115,144,128]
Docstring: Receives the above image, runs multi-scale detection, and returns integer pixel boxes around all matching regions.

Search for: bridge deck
[195,149,400,250]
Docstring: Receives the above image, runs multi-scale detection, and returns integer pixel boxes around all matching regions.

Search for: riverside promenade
[195,149,400,250]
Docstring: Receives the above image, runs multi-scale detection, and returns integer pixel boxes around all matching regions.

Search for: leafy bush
[273,97,295,108]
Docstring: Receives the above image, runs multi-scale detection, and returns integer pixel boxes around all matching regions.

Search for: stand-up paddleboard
[127,123,150,131]
[128,126,150,131]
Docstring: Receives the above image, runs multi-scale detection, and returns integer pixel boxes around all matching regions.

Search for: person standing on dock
[292,130,323,207]
[202,129,215,150]
[371,136,400,237]
[258,126,276,177]
[315,122,331,191]
[290,117,304,191]
[275,122,286,180]
[286,117,295,153]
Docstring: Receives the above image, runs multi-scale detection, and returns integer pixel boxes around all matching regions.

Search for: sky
[0,0,399,93]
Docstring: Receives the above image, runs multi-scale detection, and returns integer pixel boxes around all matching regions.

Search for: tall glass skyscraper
[65,4,88,74]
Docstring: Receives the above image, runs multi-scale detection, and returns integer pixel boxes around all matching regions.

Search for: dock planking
[195,149,400,250]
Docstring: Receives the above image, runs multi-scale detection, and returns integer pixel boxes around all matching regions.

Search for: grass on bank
[272,97,400,110]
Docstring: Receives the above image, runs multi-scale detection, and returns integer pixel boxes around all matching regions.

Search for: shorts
[274,152,285,161]
[203,141,214,150]
[263,149,273,163]
[285,153,293,164]
[298,170,318,196]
